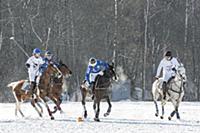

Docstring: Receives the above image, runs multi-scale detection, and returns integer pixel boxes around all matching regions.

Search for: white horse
[152,64,187,120]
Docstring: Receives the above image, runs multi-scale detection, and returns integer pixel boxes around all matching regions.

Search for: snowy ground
[0,101,200,133]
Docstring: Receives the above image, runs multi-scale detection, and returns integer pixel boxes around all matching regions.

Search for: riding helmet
[89,57,97,67]
[32,48,41,54]
[164,51,172,57]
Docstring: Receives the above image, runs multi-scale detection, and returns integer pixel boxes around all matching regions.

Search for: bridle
[168,66,186,99]
[95,66,116,88]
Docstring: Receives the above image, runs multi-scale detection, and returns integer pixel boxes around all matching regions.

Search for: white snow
[0,102,200,133]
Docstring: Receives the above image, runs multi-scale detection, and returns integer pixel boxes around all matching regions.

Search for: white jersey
[156,57,180,82]
[26,56,44,82]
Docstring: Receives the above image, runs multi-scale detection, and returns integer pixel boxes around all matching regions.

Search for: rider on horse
[84,57,109,94]
[25,48,44,98]
[39,50,59,73]
[155,51,180,100]
[37,50,62,83]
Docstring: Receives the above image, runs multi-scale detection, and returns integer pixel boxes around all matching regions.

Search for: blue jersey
[85,60,109,84]
[39,58,49,73]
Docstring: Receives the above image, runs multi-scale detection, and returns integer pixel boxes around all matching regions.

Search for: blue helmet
[32,48,41,54]
[45,50,52,56]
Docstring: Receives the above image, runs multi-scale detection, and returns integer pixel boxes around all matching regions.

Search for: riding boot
[162,82,167,100]
[30,82,36,99]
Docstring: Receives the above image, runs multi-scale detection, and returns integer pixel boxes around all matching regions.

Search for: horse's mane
[95,64,116,88]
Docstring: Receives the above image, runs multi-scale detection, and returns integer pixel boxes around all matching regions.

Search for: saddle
[21,80,31,91]
[157,76,175,90]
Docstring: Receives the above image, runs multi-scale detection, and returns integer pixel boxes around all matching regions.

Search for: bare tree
[143,0,150,100]
[113,0,118,65]
[184,0,189,47]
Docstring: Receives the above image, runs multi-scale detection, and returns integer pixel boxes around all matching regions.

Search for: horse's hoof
[94,118,100,122]
[155,113,158,117]
[168,116,171,121]
[51,117,55,120]
[84,111,87,118]
[160,116,164,119]
[104,113,109,117]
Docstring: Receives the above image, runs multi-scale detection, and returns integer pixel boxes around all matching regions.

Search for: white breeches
[162,70,175,82]
[28,68,40,83]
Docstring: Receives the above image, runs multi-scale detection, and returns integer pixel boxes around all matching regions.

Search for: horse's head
[58,60,72,78]
[176,64,187,82]
[106,62,117,80]
[46,63,60,76]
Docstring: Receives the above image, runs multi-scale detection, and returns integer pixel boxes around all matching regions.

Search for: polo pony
[152,64,187,120]
[80,63,117,122]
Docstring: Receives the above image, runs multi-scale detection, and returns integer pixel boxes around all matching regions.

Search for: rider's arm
[85,66,92,83]
[99,60,109,70]
[25,56,33,68]
[156,60,163,78]
[39,57,45,65]
[172,57,180,70]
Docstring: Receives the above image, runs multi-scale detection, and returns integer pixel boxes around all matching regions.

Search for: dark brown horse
[80,63,117,122]
[7,64,59,118]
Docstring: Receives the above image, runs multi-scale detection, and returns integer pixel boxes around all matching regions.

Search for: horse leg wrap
[162,82,167,99]
[30,82,36,98]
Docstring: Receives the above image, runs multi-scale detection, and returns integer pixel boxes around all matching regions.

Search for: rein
[95,69,115,89]
[95,76,112,89]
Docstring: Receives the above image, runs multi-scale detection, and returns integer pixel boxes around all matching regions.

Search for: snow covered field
[0,102,200,133]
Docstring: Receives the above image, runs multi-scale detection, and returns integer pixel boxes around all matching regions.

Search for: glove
[33,63,38,68]
[25,63,30,68]
[50,61,54,65]
[99,71,104,76]
[172,67,176,71]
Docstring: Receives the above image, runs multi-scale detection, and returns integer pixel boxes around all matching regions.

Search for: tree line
[0,0,200,102]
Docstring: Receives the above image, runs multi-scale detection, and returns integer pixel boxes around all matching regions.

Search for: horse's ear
[59,60,63,65]
[111,62,114,67]
[109,62,115,69]
[180,63,184,67]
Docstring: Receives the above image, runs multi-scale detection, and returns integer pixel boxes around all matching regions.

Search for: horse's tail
[7,81,22,90]
[152,80,159,101]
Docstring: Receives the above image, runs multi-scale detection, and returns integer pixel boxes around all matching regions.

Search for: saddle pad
[21,80,30,91]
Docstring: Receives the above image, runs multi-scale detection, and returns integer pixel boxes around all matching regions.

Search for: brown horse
[36,63,69,120]
[80,63,117,122]
[7,64,59,118]
[43,61,72,114]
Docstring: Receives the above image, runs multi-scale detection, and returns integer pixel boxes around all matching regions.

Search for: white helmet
[89,57,97,67]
